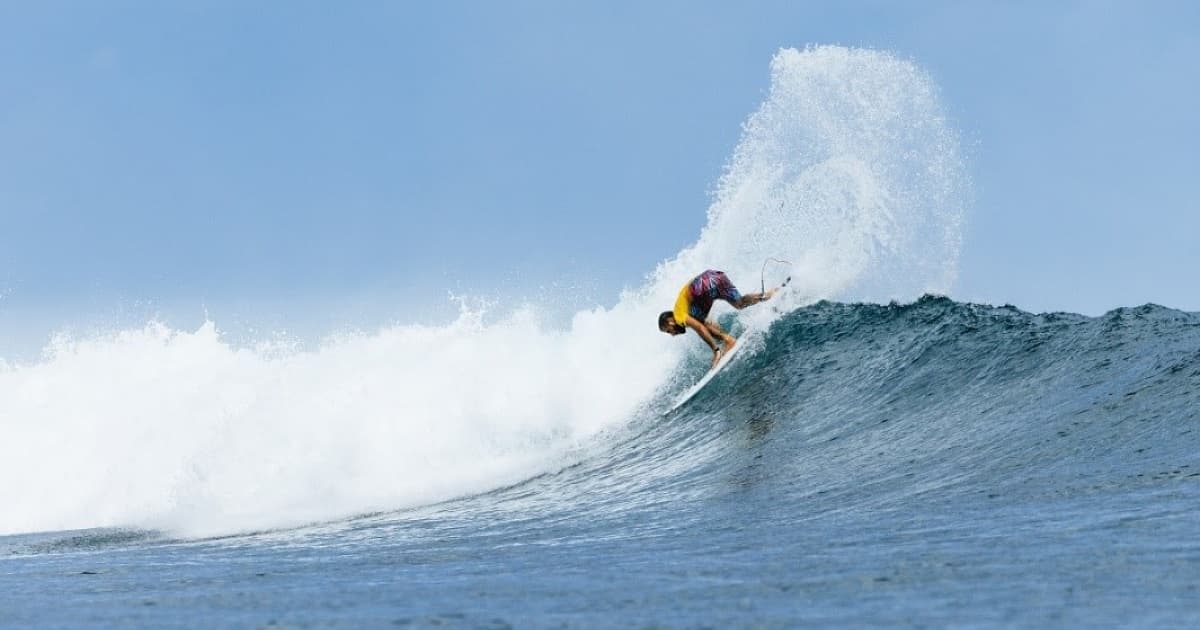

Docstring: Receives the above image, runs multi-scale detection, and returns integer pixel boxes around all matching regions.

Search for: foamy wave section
[0,46,967,536]
[0,304,679,537]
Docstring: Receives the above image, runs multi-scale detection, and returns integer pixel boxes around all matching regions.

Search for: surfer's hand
[766,288,778,300]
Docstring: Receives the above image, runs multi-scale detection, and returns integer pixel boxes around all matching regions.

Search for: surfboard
[664,339,751,414]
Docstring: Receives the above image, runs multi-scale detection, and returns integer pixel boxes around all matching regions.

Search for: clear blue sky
[2,1,1197,352]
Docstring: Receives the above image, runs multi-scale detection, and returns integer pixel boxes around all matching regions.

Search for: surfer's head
[658,311,686,335]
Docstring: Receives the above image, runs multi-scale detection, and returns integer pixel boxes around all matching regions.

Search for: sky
[1,1,1197,353]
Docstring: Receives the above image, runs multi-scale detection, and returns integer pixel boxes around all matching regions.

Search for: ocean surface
[2,46,1196,627]
[3,297,1199,627]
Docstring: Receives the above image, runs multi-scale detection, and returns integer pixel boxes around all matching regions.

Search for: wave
[0,46,969,537]
[456,297,1200,528]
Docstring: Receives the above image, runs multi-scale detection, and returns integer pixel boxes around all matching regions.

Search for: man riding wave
[658,269,778,370]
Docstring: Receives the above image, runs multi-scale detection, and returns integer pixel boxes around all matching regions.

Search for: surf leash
[761,257,793,293]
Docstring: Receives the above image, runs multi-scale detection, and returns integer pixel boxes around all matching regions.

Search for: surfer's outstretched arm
[685,316,726,369]
[687,316,737,370]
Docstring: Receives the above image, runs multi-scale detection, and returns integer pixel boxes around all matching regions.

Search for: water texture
[2,298,1198,627]
[5,46,1194,627]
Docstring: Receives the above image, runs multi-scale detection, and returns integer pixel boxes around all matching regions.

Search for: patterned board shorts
[688,270,742,320]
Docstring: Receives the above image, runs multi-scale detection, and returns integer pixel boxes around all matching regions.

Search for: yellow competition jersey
[673,283,692,326]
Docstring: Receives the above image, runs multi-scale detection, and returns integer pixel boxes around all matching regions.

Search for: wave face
[0,46,969,537]
[448,296,1200,533]
[655,297,1200,515]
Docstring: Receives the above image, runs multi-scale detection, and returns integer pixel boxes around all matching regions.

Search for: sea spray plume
[649,46,968,317]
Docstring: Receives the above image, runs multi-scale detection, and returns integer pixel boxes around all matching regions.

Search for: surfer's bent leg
[731,285,778,309]
[711,272,751,310]
[708,270,778,309]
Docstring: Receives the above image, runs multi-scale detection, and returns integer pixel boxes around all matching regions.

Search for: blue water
[3,297,1198,627]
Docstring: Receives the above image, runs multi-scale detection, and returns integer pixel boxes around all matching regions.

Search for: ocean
[2,46,1196,627]
[2,297,1198,627]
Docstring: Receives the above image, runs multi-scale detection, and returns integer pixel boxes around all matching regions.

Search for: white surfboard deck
[664,338,752,415]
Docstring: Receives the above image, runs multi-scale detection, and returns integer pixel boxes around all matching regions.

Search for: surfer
[658,270,778,370]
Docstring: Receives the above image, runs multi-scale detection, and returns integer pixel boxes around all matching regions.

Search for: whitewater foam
[0,46,968,536]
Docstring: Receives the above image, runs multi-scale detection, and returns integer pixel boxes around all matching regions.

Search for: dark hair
[658,311,676,329]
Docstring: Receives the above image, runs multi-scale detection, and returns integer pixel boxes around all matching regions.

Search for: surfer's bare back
[658,270,778,370]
